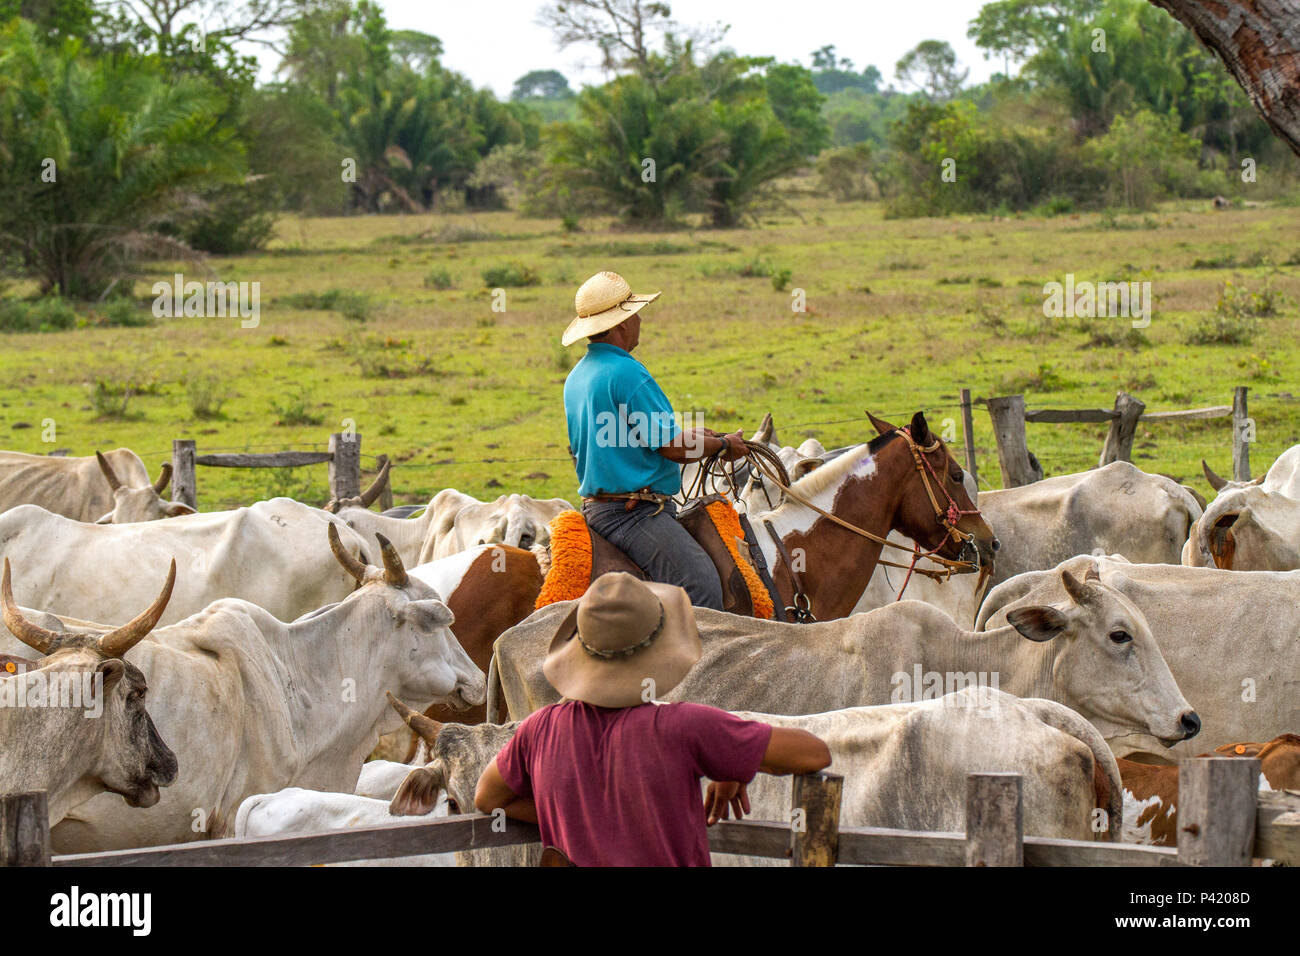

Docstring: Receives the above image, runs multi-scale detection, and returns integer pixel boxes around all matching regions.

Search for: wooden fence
[960,386,1252,489]
[167,433,392,511]
[5,759,1297,868]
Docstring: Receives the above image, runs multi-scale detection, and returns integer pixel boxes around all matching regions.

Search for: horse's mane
[784,430,902,500]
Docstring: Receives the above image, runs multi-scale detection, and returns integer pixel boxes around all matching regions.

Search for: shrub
[280,288,373,321]
[0,297,78,332]
[771,268,793,292]
[99,299,151,327]
[270,389,324,426]
[187,376,227,420]
[424,268,455,290]
[816,142,877,202]
[86,379,135,419]
[481,262,540,288]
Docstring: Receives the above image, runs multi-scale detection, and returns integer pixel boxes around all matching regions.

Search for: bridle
[691,428,985,620]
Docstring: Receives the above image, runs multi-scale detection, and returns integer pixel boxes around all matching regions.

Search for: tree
[512,69,573,100]
[0,21,240,297]
[895,40,969,100]
[538,0,726,78]
[1146,0,1300,157]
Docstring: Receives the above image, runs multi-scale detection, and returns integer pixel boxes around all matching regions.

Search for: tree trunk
[1148,0,1300,157]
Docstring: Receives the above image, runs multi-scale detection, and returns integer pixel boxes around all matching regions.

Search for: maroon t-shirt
[495,700,772,867]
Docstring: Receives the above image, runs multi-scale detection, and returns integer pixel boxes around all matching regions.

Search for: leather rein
[714,429,984,621]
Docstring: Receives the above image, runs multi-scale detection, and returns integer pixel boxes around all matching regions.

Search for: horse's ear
[866,411,896,436]
[910,411,932,444]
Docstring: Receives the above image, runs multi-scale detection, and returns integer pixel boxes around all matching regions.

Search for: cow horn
[1201,459,1227,491]
[152,461,172,495]
[328,523,368,584]
[386,691,443,746]
[357,459,391,508]
[754,412,774,445]
[98,559,176,658]
[1,559,60,655]
[96,451,122,492]
[375,532,408,587]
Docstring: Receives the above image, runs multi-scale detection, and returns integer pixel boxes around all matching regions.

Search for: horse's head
[867,410,999,572]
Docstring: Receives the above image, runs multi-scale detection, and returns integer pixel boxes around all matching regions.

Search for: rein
[689,430,984,617]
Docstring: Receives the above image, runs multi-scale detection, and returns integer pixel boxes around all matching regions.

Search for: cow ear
[390,767,441,817]
[791,458,824,480]
[1006,605,1069,643]
[865,411,897,436]
[164,502,196,517]
[96,659,126,693]
[400,599,454,630]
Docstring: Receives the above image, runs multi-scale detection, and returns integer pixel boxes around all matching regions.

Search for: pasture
[4,188,1300,509]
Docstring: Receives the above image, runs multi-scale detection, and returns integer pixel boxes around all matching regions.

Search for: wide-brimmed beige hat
[561,272,661,347]
[543,572,701,708]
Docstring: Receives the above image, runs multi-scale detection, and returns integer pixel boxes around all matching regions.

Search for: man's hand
[703,780,751,825]
[721,430,747,462]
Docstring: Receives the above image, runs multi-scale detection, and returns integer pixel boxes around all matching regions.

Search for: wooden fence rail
[6,761,1297,868]
[169,433,391,511]
[971,386,1252,488]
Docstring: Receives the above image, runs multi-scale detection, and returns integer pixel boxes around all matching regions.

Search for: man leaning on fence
[474,572,831,866]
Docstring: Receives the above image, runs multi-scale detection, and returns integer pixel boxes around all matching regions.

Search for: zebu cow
[977,461,1202,585]
[1183,479,1300,571]
[1117,735,1299,845]
[326,461,571,567]
[0,449,192,523]
[976,556,1300,758]
[488,566,1199,752]
[0,498,369,626]
[0,560,178,826]
[384,688,1121,868]
[9,527,485,852]
[1202,445,1300,500]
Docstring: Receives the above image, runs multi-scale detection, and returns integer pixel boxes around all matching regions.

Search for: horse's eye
[1109,629,1132,645]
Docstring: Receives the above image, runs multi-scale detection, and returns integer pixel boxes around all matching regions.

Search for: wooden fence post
[960,388,978,484]
[965,772,1023,866]
[1177,756,1259,866]
[986,396,1042,487]
[374,454,394,512]
[1099,391,1146,465]
[171,439,197,511]
[1232,386,1251,481]
[0,791,51,867]
[329,432,362,502]
[790,771,843,867]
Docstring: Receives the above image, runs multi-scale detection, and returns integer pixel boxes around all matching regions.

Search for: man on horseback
[562,271,746,611]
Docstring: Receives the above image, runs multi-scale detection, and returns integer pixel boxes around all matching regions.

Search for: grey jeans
[582,499,724,611]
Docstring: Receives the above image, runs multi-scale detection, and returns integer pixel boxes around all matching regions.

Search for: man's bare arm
[658,428,746,464]
[758,728,833,776]
[474,758,539,823]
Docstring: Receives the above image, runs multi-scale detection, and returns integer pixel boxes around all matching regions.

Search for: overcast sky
[261,0,999,95]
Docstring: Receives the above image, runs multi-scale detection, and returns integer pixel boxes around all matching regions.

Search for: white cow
[0,498,370,626]
[0,449,192,523]
[1183,481,1300,570]
[0,560,178,826]
[978,461,1202,584]
[234,788,454,867]
[8,527,485,852]
[1201,445,1300,499]
[327,462,571,567]
[976,555,1300,759]
[489,567,1199,752]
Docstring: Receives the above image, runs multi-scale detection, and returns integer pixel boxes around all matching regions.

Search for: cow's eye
[1109,629,1132,645]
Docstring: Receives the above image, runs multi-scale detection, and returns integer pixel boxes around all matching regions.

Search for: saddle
[535,495,779,620]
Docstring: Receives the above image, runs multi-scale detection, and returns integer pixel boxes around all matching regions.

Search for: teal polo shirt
[563,343,682,497]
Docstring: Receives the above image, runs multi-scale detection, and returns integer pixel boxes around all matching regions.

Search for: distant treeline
[0,0,1296,302]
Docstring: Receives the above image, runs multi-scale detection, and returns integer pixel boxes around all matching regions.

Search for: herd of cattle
[1,418,1297,865]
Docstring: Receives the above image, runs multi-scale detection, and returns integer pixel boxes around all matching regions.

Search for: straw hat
[561,272,661,347]
[543,572,701,708]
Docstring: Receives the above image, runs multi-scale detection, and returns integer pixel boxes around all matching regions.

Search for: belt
[583,489,670,515]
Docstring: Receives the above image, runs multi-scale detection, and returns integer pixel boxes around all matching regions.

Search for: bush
[771,268,793,292]
[816,143,877,201]
[270,389,324,426]
[280,288,373,322]
[424,268,455,290]
[0,297,78,332]
[86,379,135,419]
[481,262,541,288]
[187,376,227,420]
[98,299,152,327]
[1184,278,1287,345]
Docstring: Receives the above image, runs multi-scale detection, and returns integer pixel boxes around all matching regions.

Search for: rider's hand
[703,781,751,825]
[721,431,747,461]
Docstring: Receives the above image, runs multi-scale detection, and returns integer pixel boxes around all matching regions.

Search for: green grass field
[5,189,1300,510]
